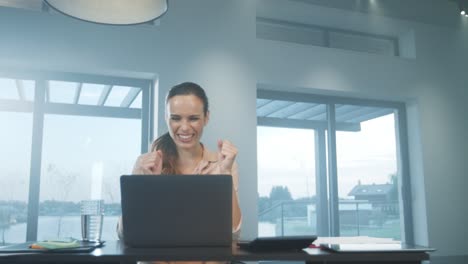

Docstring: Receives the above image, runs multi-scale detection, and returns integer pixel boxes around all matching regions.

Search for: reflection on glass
[0,78,19,100]
[21,80,36,101]
[38,115,141,240]
[79,83,105,106]
[0,79,35,102]
[257,126,316,237]
[0,112,32,244]
[129,91,142,109]
[336,110,400,240]
[105,86,133,107]
[48,81,77,104]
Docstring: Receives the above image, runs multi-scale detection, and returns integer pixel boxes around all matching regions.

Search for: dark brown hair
[150,82,209,174]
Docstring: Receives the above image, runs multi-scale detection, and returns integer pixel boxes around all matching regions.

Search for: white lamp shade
[45,0,168,25]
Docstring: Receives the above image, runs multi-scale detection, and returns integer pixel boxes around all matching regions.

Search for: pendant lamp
[45,0,168,25]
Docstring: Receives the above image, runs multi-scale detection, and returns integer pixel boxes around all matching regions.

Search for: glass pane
[0,78,19,100]
[129,89,142,109]
[257,20,326,47]
[335,106,400,240]
[22,80,35,101]
[0,112,32,244]
[105,86,132,107]
[79,83,105,106]
[257,126,316,237]
[49,81,77,104]
[38,115,141,241]
[329,31,396,56]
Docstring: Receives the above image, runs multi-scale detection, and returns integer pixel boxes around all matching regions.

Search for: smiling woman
[119,82,242,243]
[152,82,211,175]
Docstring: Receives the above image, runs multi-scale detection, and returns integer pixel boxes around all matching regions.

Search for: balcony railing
[258,199,400,239]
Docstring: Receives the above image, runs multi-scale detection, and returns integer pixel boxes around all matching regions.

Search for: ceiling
[292,0,463,29]
[1,0,463,29]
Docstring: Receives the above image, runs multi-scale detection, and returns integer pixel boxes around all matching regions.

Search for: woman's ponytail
[151,132,178,174]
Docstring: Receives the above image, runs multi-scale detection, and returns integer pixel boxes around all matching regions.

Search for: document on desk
[304,236,400,254]
[304,237,435,254]
[314,236,399,245]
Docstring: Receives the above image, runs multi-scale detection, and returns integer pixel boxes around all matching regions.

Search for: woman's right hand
[132,150,163,174]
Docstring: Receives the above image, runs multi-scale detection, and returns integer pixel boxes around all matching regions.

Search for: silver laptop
[120,175,232,248]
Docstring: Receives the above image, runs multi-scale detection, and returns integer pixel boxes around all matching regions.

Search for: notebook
[238,235,317,251]
[0,240,104,253]
[120,175,232,248]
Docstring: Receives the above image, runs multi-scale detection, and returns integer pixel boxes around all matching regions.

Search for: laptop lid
[120,175,232,248]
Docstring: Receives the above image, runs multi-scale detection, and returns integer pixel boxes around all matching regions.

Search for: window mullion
[327,103,340,236]
[141,82,152,153]
[315,128,329,236]
[395,107,414,244]
[25,79,46,241]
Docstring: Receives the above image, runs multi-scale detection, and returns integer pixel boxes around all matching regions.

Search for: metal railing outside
[259,199,400,238]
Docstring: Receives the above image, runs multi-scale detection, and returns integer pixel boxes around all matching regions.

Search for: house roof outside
[348,183,394,197]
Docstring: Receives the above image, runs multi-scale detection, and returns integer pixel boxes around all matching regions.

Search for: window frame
[256,17,400,57]
[257,88,413,243]
[0,69,154,241]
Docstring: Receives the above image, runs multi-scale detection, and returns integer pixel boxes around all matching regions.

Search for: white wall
[1,0,468,260]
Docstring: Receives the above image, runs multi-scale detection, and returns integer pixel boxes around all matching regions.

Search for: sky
[257,113,397,199]
[0,112,140,203]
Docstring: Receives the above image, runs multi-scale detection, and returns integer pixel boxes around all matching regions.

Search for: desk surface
[0,240,430,263]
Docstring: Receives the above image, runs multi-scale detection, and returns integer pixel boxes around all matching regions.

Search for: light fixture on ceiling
[458,0,468,17]
[44,0,168,25]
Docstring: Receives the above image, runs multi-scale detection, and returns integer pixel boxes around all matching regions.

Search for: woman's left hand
[217,139,238,174]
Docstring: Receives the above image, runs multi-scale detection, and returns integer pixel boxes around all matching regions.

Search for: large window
[0,72,154,244]
[257,90,411,243]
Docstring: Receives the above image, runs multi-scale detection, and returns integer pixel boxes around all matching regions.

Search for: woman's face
[166,94,209,151]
